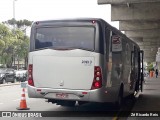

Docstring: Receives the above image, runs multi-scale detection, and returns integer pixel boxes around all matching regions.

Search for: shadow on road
[42,96,136,117]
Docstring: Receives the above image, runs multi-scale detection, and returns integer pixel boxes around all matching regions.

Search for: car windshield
[35,26,95,51]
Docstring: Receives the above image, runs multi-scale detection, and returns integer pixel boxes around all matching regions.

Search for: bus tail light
[28,64,34,86]
[91,66,102,89]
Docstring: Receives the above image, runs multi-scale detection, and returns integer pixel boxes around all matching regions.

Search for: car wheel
[0,80,3,84]
[2,78,6,84]
[11,78,17,83]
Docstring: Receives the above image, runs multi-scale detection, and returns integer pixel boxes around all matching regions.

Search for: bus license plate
[56,93,68,98]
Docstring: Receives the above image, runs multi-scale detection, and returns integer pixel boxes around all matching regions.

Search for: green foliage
[147,63,154,72]
[16,19,32,28]
[0,19,32,68]
[6,18,16,25]
[4,18,32,29]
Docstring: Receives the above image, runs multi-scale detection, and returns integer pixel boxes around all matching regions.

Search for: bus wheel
[135,81,139,92]
[115,88,123,109]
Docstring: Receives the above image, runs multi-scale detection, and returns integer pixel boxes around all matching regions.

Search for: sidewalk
[128,76,160,119]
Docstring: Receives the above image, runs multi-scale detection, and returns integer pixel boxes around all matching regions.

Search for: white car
[15,70,27,82]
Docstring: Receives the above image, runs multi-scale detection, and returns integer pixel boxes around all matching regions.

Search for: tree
[4,19,32,32]
[16,19,32,28]
[1,19,32,69]
[147,63,154,72]
[0,23,14,67]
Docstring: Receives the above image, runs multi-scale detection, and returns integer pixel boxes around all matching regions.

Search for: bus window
[34,27,95,51]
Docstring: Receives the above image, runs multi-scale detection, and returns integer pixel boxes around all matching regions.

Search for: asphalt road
[0,83,136,120]
[0,83,58,111]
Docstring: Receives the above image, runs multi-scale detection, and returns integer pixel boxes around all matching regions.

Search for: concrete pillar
[138,42,160,47]
[111,2,160,21]
[125,29,160,38]
[144,58,155,62]
[143,37,160,42]
[119,21,160,31]
[98,0,160,5]
[129,37,143,42]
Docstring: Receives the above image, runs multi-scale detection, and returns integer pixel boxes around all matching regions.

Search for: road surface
[0,82,135,120]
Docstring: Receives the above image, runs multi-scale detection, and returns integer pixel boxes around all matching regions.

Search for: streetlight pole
[13,0,17,32]
[13,0,17,24]
[13,0,18,30]
[13,0,17,20]
[13,0,17,69]
[13,0,15,20]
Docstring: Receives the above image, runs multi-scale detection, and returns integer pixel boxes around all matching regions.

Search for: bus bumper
[27,85,117,103]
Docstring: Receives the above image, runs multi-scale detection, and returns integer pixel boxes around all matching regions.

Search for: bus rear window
[35,27,95,51]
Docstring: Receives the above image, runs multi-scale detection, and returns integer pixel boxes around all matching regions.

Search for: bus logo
[82,60,92,66]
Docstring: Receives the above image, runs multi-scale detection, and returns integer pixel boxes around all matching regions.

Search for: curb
[0,82,20,87]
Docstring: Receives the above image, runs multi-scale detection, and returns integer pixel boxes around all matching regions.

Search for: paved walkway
[127,76,160,120]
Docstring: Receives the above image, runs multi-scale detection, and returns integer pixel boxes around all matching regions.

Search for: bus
[27,18,144,107]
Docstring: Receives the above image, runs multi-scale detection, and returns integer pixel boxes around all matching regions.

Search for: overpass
[98,0,160,62]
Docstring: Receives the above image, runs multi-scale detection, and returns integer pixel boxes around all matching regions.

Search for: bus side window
[105,28,110,59]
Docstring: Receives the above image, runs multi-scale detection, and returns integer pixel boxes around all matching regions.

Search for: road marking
[13,99,20,101]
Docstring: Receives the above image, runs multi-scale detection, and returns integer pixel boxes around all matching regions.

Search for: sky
[0,0,119,28]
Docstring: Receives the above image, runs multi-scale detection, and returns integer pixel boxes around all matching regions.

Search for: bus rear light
[92,20,96,24]
[35,21,39,25]
[94,81,101,87]
[91,66,102,90]
[96,72,100,76]
[28,64,34,86]
[96,77,100,81]
[95,67,100,71]
[28,79,34,86]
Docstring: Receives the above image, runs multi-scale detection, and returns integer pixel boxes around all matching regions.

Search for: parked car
[15,70,27,82]
[0,68,16,84]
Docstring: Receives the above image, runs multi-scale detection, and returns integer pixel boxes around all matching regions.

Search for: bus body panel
[29,49,95,90]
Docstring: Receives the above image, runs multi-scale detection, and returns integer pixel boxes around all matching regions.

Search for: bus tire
[135,81,138,92]
[115,86,124,109]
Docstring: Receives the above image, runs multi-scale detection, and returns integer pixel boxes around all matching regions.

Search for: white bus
[27,18,143,107]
